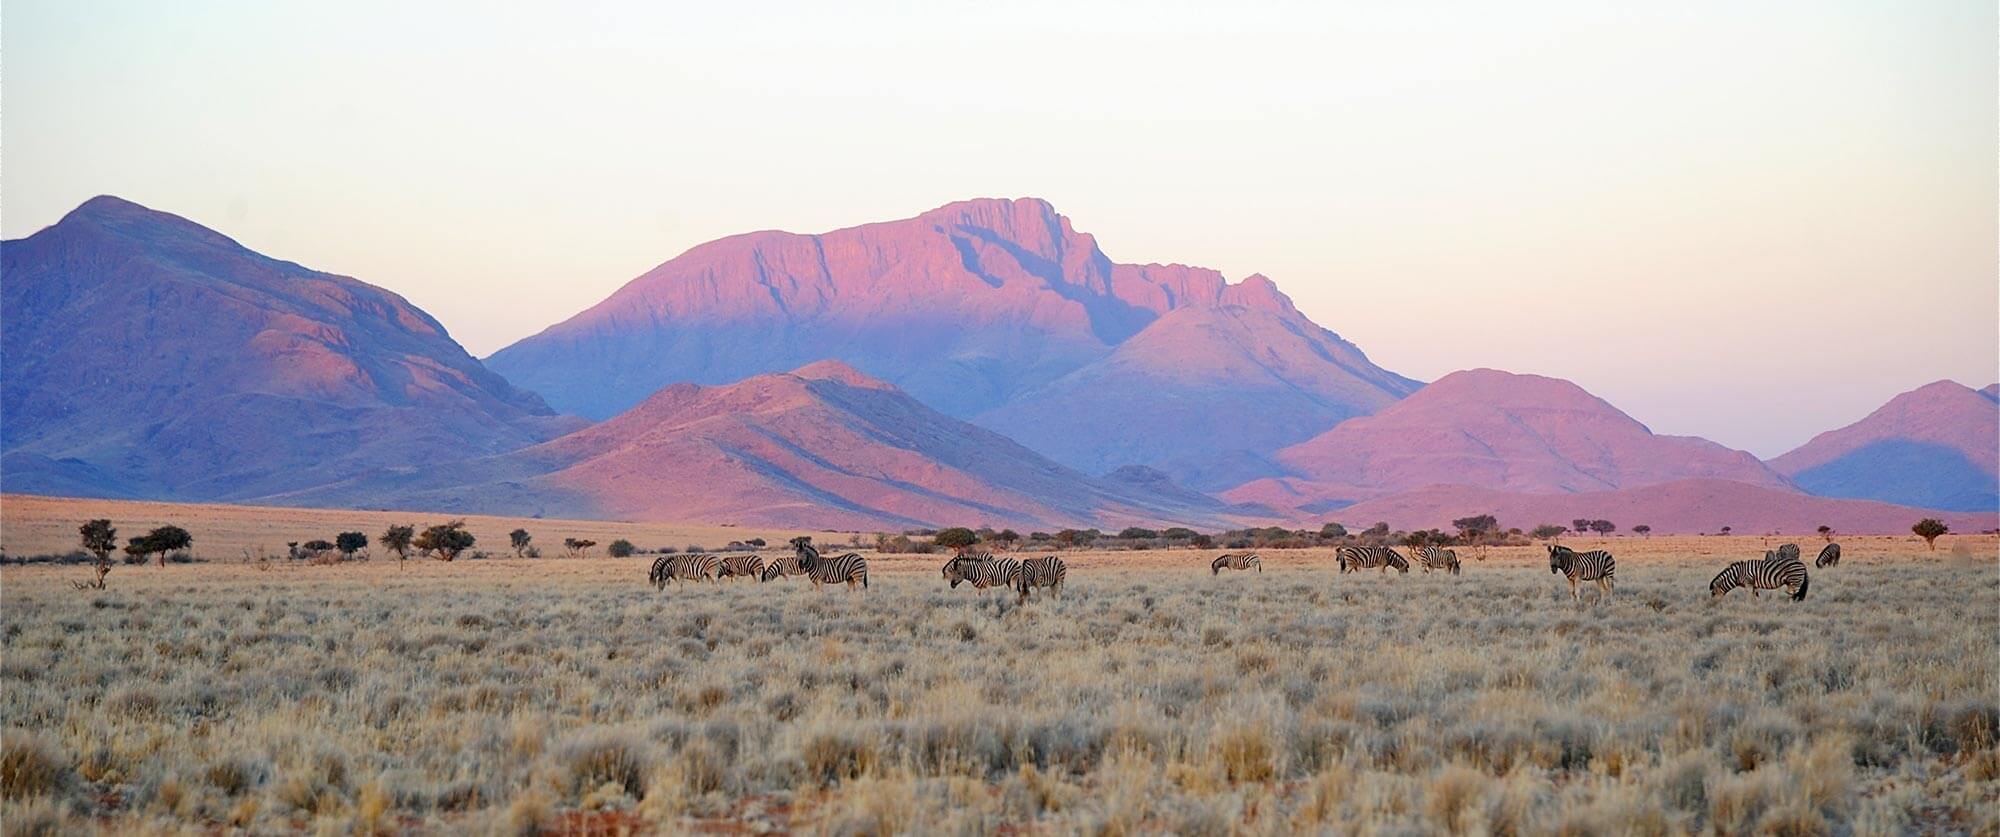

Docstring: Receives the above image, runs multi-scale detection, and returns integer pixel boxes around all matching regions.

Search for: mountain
[1225,369,1789,513]
[0,196,576,502]
[276,362,1242,531]
[1769,380,1999,511]
[485,198,1416,485]
[1328,478,1998,535]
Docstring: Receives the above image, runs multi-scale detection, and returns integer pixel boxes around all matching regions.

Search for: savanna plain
[3,517,1996,835]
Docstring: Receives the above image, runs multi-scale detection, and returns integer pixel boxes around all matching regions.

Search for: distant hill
[485,198,1416,487]
[1225,369,1788,513]
[1330,478,1998,535]
[1770,380,1999,512]
[0,196,576,502]
[275,362,1241,531]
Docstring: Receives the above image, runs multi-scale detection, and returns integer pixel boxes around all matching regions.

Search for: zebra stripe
[792,537,868,591]
[1414,545,1461,575]
[1211,553,1261,575]
[716,553,765,581]
[759,554,808,583]
[1546,544,1615,604]
[1710,558,1809,601]
[1017,556,1067,600]
[1814,543,1841,568]
[942,554,1021,590]
[1773,543,1802,564]
[649,553,720,589]
[1336,546,1408,574]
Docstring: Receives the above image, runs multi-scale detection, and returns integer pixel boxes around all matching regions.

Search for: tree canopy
[414,521,475,562]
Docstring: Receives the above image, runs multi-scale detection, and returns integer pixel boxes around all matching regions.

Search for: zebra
[715,553,765,581]
[1211,553,1261,575]
[1413,545,1461,575]
[1814,543,1841,568]
[791,537,868,591]
[942,553,1020,590]
[759,553,808,583]
[1546,544,1615,604]
[1336,546,1408,574]
[1772,543,1802,564]
[1710,558,1809,601]
[649,553,720,589]
[1016,556,1068,600]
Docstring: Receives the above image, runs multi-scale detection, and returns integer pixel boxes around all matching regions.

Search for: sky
[4,1,1993,457]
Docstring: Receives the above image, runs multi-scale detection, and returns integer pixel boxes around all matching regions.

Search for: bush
[933,528,979,551]
[608,539,636,558]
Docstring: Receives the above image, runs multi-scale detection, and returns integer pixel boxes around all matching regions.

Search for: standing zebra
[942,553,1021,590]
[791,537,868,591]
[1016,556,1068,601]
[1814,543,1841,568]
[759,553,808,583]
[649,553,721,589]
[1710,557,1809,600]
[716,553,765,581]
[1211,553,1261,575]
[1413,545,1461,575]
[1772,543,1802,564]
[1546,544,1615,604]
[1336,546,1408,574]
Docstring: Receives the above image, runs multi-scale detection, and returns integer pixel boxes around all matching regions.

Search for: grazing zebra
[1772,543,1802,564]
[1546,544,1615,604]
[1336,546,1408,574]
[942,553,1021,590]
[1211,553,1261,575]
[1815,543,1841,568]
[1413,545,1461,575]
[716,553,765,581]
[649,553,720,589]
[1016,556,1068,600]
[1710,558,1809,601]
[759,553,808,583]
[791,537,868,591]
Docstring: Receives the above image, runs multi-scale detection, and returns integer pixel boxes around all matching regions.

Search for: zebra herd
[646,534,1848,608]
[1707,541,1840,601]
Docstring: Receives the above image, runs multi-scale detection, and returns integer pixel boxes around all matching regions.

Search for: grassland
[2,527,1995,834]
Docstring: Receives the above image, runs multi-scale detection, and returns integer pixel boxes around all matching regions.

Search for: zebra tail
[1792,574,1809,601]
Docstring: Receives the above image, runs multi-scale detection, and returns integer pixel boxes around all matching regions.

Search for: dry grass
[1,527,1994,832]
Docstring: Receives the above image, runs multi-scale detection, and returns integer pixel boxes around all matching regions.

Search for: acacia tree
[126,526,192,567]
[510,529,533,558]
[934,527,979,553]
[1452,515,1498,542]
[379,524,415,568]
[1589,520,1616,535]
[413,521,475,562]
[1913,518,1948,551]
[77,519,117,590]
[335,532,368,560]
[1572,519,1592,536]
[1631,525,1651,538]
[563,537,598,559]
[1817,525,1834,541]
[1531,524,1566,540]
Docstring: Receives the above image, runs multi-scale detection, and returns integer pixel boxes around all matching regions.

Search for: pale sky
[5,1,1993,457]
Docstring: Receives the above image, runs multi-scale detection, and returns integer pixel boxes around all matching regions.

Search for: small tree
[1531,524,1566,540]
[1631,525,1651,538]
[301,539,336,561]
[509,528,533,558]
[1117,527,1158,541]
[414,521,475,562]
[1719,526,1732,536]
[1913,518,1948,550]
[1817,525,1834,541]
[563,537,597,559]
[995,529,1022,549]
[1318,522,1348,540]
[608,539,636,558]
[336,531,369,560]
[1190,534,1215,549]
[1452,515,1498,542]
[77,519,117,589]
[934,527,979,553]
[133,526,193,566]
[1362,522,1390,541]
[1572,519,1592,535]
[379,525,416,568]
[1589,520,1616,535]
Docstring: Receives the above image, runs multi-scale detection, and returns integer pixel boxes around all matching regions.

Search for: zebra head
[1546,544,1566,574]
[942,556,971,588]
[1709,563,1740,596]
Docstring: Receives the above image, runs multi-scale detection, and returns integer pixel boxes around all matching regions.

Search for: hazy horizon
[5,1,1993,457]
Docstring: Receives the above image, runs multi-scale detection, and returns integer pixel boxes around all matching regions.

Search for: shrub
[1,732,65,799]
[933,528,979,551]
[608,539,636,558]
[413,521,475,562]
